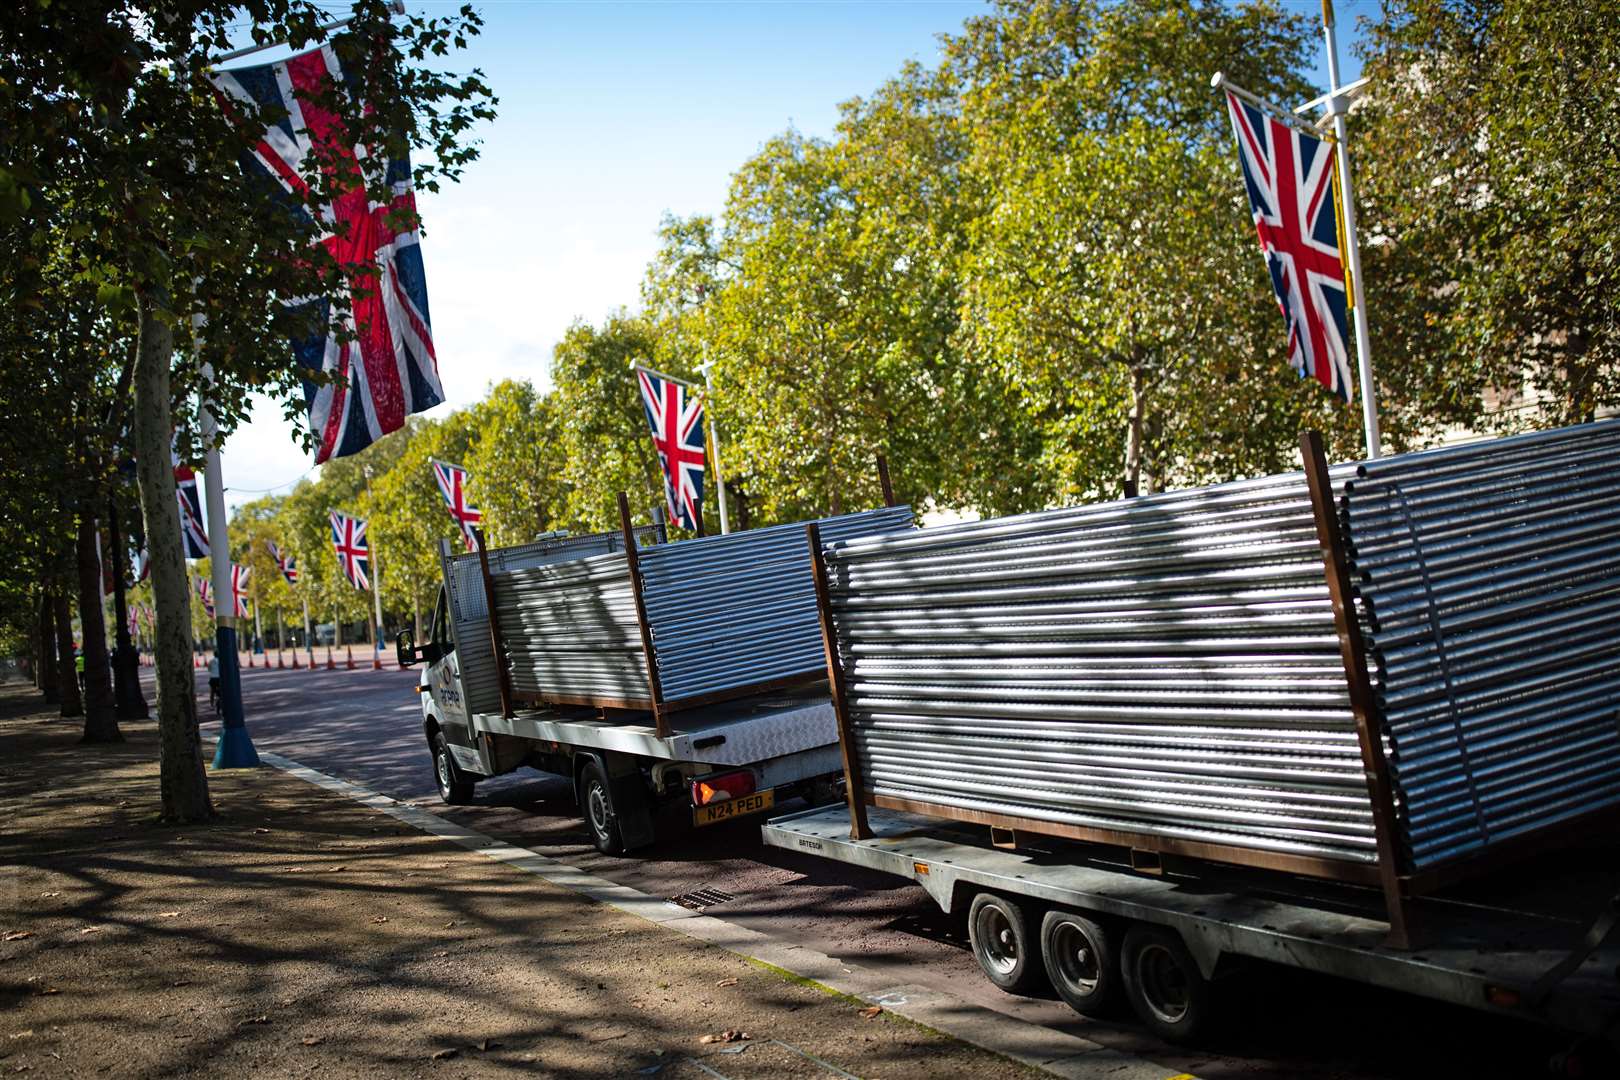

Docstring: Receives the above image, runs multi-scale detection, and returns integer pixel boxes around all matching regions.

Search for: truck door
[425,586,477,764]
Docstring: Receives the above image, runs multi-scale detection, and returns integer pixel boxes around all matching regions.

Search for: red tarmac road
[183,659,1564,1079]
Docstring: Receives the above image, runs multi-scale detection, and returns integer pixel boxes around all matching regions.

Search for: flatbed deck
[473,688,837,767]
[762,804,1620,1041]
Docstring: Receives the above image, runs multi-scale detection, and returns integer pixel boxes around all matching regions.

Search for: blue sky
[219,0,1370,509]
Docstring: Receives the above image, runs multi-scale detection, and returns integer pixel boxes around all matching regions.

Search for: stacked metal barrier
[821,473,1380,867]
[442,531,651,713]
[486,506,915,711]
[639,505,916,701]
[1342,420,1620,870]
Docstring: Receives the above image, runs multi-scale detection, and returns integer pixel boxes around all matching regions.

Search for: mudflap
[609,773,656,851]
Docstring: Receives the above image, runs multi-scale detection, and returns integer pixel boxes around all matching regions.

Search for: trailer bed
[762,804,1620,1041]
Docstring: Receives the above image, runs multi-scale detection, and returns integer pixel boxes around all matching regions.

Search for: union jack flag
[430,459,481,551]
[268,540,300,585]
[175,464,210,559]
[196,576,215,619]
[635,365,705,530]
[134,548,150,584]
[212,39,444,465]
[329,510,371,591]
[230,564,252,619]
[1225,90,1353,401]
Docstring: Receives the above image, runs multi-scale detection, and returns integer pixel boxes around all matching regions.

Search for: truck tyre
[968,892,1045,995]
[580,759,625,854]
[432,732,475,805]
[1120,924,1210,1044]
[1041,909,1119,1016]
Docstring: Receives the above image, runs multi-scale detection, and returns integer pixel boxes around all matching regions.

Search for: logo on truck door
[433,660,463,709]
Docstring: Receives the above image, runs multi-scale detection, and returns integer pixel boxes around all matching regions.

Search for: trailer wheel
[432,732,475,806]
[580,759,624,854]
[1041,909,1119,1016]
[1120,925,1210,1043]
[968,893,1045,995]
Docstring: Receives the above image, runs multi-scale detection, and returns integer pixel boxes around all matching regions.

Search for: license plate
[693,789,775,827]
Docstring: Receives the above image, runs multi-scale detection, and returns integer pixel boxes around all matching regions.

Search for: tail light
[691,770,755,806]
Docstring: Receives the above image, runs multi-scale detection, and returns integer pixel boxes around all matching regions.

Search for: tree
[2,0,493,820]
[1355,0,1620,431]
[464,380,570,546]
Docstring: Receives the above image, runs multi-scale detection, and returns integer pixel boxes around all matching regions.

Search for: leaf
[714,977,738,988]
[301,1036,324,1047]
[238,1015,269,1027]
[858,1005,883,1020]
[430,1048,459,1060]
[698,1030,749,1044]
[475,1039,500,1051]
[371,915,389,924]
[77,926,102,935]
[157,912,180,919]
[2,931,33,942]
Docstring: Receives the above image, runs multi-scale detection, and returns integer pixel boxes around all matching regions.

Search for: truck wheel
[1041,909,1119,1016]
[968,893,1045,995]
[432,732,475,806]
[1120,925,1210,1043]
[580,759,625,855]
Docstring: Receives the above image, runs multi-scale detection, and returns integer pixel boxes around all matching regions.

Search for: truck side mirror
[396,628,419,668]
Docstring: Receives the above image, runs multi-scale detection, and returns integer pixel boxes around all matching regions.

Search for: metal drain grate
[667,887,734,911]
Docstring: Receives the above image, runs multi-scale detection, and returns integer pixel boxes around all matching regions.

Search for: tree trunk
[412,593,421,642]
[1123,364,1146,499]
[53,589,83,717]
[37,592,60,705]
[107,495,149,719]
[131,296,213,822]
[75,513,122,743]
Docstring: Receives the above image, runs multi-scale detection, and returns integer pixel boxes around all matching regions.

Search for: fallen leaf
[39,893,59,900]
[714,978,738,988]
[443,921,457,929]
[253,828,270,834]
[7,1032,33,1041]
[432,951,449,958]
[371,916,389,924]
[329,866,348,873]
[237,1016,269,1027]
[36,989,60,997]
[170,981,191,988]
[858,1005,883,1020]
[77,927,102,936]
[2,931,33,942]
[301,1036,324,1047]
[584,1030,627,1043]
[157,912,180,919]
[430,1048,459,1061]
[699,1030,750,1045]
[475,1039,500,1051]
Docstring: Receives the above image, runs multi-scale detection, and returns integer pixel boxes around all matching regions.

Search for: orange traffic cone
[290,650,300,670]
[326,645,335,671]
[345,645,355,670]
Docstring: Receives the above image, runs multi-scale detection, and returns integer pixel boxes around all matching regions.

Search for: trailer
[398,500,913,852]
[762,802,1620,1053]
[767,421,1620,1055]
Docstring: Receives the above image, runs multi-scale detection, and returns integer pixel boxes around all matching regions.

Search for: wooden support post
[473,527,515,720]
[1301,430,1412,948]
[876,454,896,508]
[618,493,668,737]
[806,522,871,840]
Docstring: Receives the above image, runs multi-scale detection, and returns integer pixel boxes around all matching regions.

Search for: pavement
[0,690,1045,1079]
[148,659,1571,1075]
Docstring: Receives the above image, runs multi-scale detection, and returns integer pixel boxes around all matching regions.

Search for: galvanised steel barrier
[808,420,1620,942]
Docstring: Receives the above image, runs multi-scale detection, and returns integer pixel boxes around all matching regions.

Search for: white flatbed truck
[763,803,1620,1063]
[399,530,845,852]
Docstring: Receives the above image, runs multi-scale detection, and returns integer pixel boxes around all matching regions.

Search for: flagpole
[371,546,384,670]
[1320,0,1382,459]
[302,592,314,667]
[699,355,730,535]
[198,361,259,767]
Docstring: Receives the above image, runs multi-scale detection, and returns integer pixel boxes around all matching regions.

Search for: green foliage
[1355,0,1620,431]
[464,380,568,546]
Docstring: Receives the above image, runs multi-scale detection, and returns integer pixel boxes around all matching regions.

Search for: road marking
[258,751,1194,1080]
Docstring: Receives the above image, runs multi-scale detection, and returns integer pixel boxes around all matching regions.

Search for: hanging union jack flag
[635,365,706,531]
[430,459,481,551]
[175,464,210,559]
[134,548,150,584]
[329,510,371,591]
[212,39,444,465]
[1225,90,1353,401]
[230,564,252,619]
[196,576,215,619]
[268,540,300,585]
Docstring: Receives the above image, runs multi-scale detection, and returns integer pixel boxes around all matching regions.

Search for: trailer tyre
[968,893,1045,995]
[432,732,475,806]
[1041,909,1119,1016]
[580,759,625,855]
[1120,925,1210,1044]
